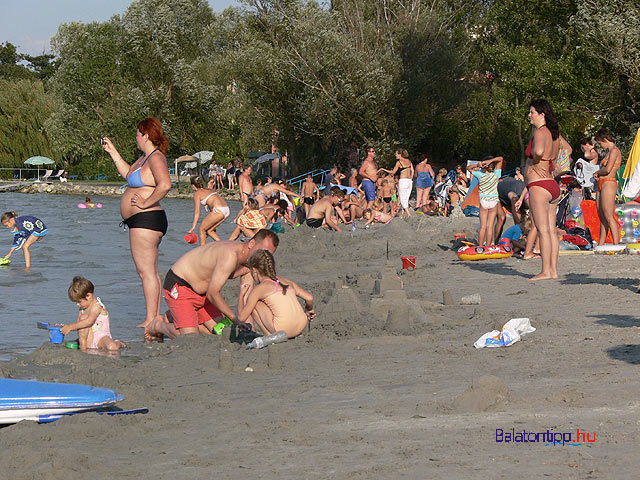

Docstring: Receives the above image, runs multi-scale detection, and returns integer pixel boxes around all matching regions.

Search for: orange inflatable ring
[457,244,512,261]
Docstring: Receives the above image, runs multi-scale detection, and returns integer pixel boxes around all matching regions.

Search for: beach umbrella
[192,151,214,163]
[621,128,640,200]
[24,156,55,179]
[253,153,280,166]
[247,151,266,159]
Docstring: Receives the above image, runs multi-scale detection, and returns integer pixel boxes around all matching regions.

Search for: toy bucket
[454,233,466,240]
[48,327,65,344]
[184,233,197,244]
[401,256,416,270]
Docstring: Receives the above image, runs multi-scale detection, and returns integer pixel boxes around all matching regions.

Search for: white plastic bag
[474,318,536,349]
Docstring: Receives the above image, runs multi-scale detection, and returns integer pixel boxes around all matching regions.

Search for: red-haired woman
[102,117,172,328]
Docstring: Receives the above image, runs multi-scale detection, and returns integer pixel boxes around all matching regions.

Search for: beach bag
[562,227,593,249]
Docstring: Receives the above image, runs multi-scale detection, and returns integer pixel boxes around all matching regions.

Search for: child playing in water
[238,249,314,338]
[1,211,48,269]
[61,276,126,351]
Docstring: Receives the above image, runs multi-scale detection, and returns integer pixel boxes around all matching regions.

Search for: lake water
[0,192,243,359]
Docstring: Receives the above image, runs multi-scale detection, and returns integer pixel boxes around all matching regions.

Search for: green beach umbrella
[24,156,55,179]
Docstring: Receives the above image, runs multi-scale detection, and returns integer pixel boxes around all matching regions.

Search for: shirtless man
[359,147,378,209]
[305,186,346,231]
[495,176,527,240]
[145,229,279,339]
[252,181,300,208]
[238,165,253,206]
[301,174,320,218]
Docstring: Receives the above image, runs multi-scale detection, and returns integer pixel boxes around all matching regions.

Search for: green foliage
[0,79,57,166]
[3,0,640,175]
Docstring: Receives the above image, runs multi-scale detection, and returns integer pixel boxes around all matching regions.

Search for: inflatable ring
[626,243,640,255]
[457,244,512,261]
[78,203,102,209]
[594,244,627,255]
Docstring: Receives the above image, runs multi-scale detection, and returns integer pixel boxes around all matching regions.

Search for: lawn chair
[49,170,65,182]
[40,170,54,182]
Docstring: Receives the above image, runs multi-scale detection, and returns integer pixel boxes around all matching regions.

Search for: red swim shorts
[163,284,223,330]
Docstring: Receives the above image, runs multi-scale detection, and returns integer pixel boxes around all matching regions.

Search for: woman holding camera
[102,117,171,329]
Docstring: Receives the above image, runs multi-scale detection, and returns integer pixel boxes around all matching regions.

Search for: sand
[1,213,639,479]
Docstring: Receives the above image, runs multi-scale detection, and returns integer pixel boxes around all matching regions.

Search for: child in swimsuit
[229,198,267,240]
[61,276,126,352]
[362,208,394,227]
[467,156,503,245]
[238,250,314,338]
[1,211,48,269]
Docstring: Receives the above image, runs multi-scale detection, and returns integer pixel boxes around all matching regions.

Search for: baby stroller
[433,169,457,210]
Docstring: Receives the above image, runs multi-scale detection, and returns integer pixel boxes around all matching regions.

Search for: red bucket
[401,256,416,270]
[184,233,198,244]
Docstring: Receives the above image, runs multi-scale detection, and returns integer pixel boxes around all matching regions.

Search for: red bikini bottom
[527,179,561,202]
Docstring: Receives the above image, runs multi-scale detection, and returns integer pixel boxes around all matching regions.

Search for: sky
[0,0,240,56]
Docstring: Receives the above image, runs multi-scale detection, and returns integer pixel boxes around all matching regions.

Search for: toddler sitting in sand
[61,276,126,352]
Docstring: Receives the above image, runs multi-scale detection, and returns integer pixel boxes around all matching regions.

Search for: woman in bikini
[238,249,314,338]
[594,128,621,245]
[518,99,561,281]
[188,176,230,244]
[101,117,171,328]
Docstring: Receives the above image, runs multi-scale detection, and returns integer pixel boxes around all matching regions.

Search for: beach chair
[40,170,54,182]
[49,170,65,182]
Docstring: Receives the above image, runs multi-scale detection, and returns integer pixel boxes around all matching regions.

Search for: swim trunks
[162,269,223,329]
[121,210,168,236]
[361,179,376,201]
[306,217,324,228]
[304,197,315,205]
[383,197,391,203]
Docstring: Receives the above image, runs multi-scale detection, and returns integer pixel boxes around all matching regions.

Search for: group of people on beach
[3,117,315,353]
[4,102,628,350]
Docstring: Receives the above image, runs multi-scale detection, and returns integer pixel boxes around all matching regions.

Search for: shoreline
[3,180,242,202]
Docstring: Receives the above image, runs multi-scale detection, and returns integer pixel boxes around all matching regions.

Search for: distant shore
[5,180,242,202]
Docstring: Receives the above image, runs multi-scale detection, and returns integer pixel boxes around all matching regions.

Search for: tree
[0,79,57,167]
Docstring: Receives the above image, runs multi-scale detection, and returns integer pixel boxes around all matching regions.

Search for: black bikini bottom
[121,210,168,236]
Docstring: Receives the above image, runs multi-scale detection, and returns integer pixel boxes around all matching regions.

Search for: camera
[100,137,107,145]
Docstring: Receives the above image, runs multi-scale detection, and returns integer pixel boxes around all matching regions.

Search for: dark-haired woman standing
[594,128,621,246]
[524,99,561,281]
[102,117,172,328]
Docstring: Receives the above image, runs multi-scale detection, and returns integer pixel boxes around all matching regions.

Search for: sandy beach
[1,212,639,479]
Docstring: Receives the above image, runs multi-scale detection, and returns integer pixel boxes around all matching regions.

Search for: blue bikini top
[126,148,159,188]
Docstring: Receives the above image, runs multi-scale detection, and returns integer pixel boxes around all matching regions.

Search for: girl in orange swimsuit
[188,176,230,244]
[594,128,622,245]
[238,250,315,338]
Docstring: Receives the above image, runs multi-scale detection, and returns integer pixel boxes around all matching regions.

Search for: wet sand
[1,214,639,479]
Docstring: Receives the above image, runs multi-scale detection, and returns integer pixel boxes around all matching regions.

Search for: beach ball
[184,233,197,244]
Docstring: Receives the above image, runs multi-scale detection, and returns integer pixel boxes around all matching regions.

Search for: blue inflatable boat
[0,378,123,424]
